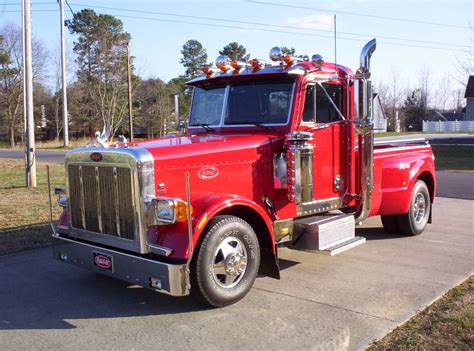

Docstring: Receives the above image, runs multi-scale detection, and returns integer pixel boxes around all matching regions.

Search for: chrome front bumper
[52,234,190,297]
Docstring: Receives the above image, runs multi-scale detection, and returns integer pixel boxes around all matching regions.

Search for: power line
[4,6,467,52]
[6,2,468,49]
[246,0,472,29]
[62,7,465,53]
[67,3,466,49]
[64,0,74,15]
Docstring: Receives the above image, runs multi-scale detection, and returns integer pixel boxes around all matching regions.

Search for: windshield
[189,80,294,127]
[189,86,226,126]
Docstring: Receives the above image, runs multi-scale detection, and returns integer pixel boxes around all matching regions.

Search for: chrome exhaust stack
[354,39,376,223]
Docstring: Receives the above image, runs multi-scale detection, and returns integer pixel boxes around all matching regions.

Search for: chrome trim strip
[374,138,428,146]
[374,145,431,154]
[297,197,343,217]
[148,244,173,257]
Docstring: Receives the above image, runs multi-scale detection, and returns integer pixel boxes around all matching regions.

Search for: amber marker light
[282,54,293,66]
[230,60,244,73]
[248,58,261,71]
[201,65,213,77]
[175,199,193,222]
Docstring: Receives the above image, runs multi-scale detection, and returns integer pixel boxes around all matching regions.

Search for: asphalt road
[0,197,472,350]
[0,149,66,164]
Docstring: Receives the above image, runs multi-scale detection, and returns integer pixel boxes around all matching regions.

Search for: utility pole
[126,41,133,141]
[59,0,69,146]
[21,0,27,186]
[23,0,36,187]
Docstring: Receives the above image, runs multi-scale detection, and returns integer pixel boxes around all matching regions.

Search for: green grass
[0,159,65,254]
[368,276,474,350]
[433,146,474,171]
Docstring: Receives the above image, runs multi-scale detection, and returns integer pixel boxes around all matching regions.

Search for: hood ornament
[95,126,111,148]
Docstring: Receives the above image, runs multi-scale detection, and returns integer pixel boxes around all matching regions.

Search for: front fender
[151,193,275,260]
[191,193,276,248]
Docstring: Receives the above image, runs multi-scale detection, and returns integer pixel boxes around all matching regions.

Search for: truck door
[299,81,349,203]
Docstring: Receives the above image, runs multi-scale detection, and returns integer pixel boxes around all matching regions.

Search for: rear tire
[397,180,431,236]
[381,215,399,234]
[190,215,260,307]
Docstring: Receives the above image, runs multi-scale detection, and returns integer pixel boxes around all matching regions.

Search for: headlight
[58,194,68,207]
[154,198,192,224]
[55,186,67,207]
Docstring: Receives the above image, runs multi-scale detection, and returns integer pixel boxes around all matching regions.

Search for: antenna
[334,14,337,74]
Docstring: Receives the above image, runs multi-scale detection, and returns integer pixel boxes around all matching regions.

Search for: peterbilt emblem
[94,254,112,269]
[198,166,219,180]
[90,152,103,162]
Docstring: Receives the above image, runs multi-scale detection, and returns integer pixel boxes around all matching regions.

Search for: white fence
[423,120,474,132]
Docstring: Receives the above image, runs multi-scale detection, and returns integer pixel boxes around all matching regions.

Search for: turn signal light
[248,58,261,71]
[202,65,213,77]
[283,55,293,65]
[230,59,244,73]
[175,199,193,223]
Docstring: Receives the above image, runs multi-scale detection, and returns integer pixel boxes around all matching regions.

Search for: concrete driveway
[0,197,472,350]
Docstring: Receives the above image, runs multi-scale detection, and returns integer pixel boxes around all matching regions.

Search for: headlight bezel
[147,197,192,225]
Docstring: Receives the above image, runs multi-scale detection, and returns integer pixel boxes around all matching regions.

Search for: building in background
[464,75,474,121]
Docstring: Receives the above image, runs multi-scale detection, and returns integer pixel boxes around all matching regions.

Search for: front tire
[191,215,260,307]
[397,180,431,236]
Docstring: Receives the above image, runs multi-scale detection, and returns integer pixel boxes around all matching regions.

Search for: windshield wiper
[228,121,274,132]
[190,123,215,132]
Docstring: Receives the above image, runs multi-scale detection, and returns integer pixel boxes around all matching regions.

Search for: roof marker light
[269,47,282,62]
[282,54,294,66]
[215,55,230,72]
[248,58,261,71]
[201,65,213,77]
[230,59,245,73]
[311,54,324,70]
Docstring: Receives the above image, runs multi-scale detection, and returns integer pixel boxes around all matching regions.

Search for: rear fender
[378,156,435,216]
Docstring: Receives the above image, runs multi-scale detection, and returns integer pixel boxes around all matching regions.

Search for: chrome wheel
[212,236,248,289]
[413,192,427,224]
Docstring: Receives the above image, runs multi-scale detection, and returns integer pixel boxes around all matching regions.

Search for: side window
[302,84,316,123]
[316,83,343,123]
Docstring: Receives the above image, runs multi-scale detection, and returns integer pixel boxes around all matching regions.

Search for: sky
[1,0,472,99]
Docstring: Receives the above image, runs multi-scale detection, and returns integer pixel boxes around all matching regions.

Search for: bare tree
[383,67,404,132]
[454,22,473,86]
[434,74,452,111]
[0,23,47,147]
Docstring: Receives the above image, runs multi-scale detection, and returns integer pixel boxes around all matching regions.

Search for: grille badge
[90,152,103,162]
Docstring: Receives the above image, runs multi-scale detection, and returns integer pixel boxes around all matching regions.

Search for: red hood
[135,133,280,161]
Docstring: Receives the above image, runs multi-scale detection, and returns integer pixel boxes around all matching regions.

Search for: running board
[291,213,365,255]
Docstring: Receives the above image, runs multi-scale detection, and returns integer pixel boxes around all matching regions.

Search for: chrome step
[291,212,365,255]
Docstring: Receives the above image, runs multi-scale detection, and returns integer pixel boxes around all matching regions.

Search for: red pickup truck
[52,39,435,307]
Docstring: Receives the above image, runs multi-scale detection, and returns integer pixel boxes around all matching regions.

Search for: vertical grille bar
[79,166,86,229]
[68,164,135,241]
[95,167,102,233]
[113,167,121,237]
[68,165,82,229]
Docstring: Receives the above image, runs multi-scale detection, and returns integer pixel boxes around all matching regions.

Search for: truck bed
[370,138,435,217]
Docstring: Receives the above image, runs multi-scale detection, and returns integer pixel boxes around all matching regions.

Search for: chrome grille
[68,164,135,240]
